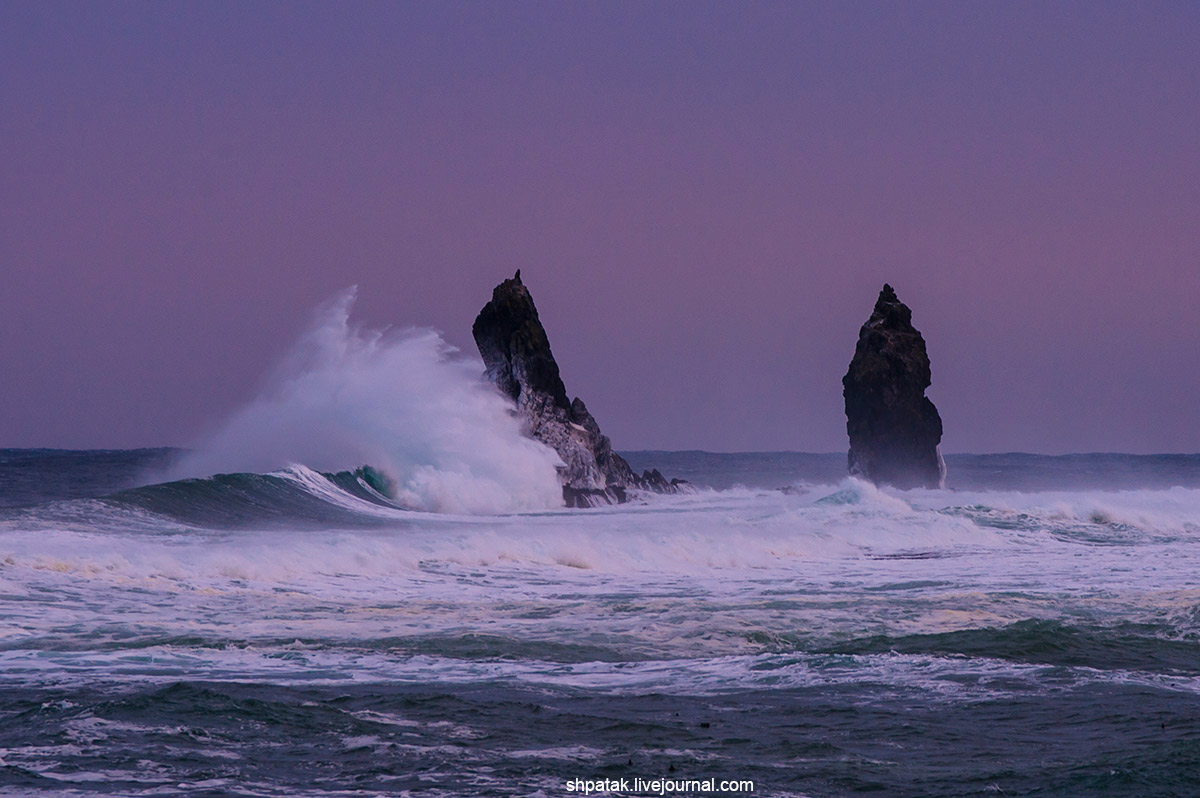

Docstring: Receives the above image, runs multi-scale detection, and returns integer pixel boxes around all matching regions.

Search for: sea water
[3,301,1199,796]
[2,448,1200,797]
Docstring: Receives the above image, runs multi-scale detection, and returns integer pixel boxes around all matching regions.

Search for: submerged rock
[842,284,945,489]
[473,271,685,506]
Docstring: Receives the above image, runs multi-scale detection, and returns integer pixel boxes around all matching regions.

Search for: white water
[167,288,564,514]
[4,479,1200,698]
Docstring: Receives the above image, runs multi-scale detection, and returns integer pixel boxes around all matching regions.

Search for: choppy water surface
[2,449,1200,796]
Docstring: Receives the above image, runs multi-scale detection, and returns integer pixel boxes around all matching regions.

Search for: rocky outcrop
[473,271,686,506]
[842,284,945,489]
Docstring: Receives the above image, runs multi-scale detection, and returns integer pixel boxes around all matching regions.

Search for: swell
[5,678,1200,798]
[0,465,409,532]
[102,465,407,528]
[818,618,1200,675]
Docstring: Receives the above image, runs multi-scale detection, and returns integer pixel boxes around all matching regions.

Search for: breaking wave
[165,288,563,515]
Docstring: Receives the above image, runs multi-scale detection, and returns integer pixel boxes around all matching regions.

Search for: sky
[2,1,1198,454]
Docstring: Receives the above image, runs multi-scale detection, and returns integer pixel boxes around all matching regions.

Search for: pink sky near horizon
[2,2,1198,454]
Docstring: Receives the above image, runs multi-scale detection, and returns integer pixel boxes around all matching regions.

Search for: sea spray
[167,288,563,514]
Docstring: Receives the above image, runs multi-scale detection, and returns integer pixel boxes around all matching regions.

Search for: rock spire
[842,284,945,489]
[473,271,684,506]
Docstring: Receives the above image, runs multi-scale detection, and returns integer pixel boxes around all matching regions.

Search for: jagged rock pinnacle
[472,273,686,506]
[472,274,570,412]
[842,284,945,489]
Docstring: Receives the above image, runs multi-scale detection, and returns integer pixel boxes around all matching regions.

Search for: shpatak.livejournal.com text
[565,777,754,795]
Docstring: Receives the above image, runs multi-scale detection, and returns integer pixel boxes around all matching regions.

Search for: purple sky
[2,1,1198,454]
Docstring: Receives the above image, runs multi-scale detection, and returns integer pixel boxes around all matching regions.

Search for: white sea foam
[165,288,564,514]
[6,469,1200,735]
[5,482,1200,674]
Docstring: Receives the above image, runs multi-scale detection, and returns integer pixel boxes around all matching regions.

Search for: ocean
[2,448,1200,797]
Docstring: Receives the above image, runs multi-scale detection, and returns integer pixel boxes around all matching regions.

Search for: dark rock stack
[842,284,945,489]
[473,271,687,506]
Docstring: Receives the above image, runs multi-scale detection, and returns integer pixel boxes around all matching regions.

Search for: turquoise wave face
[103,465,407,528]
[0,461,408,531]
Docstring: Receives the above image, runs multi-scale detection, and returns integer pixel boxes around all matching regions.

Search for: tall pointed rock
[842,284,945,489]
[473,271,671,506]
